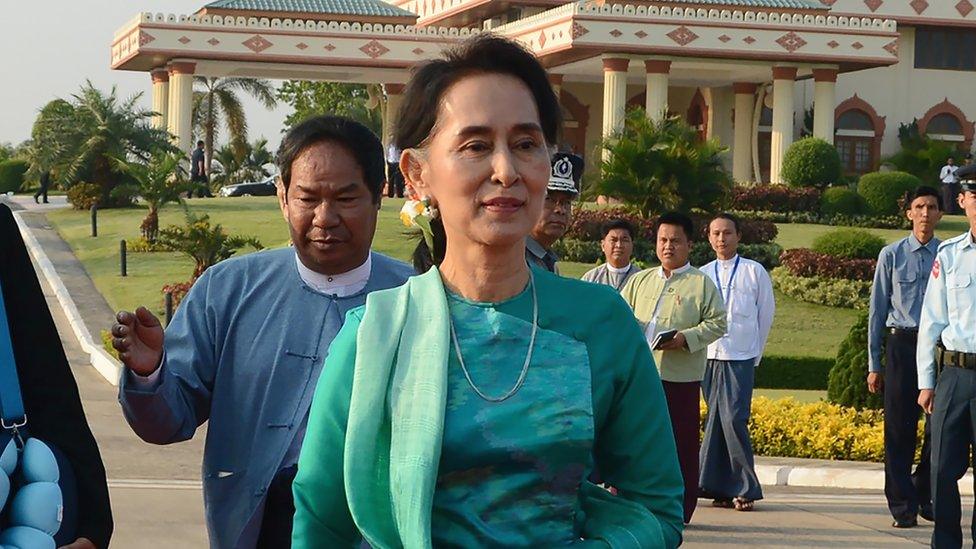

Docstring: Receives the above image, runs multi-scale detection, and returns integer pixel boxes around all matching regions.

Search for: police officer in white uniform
[917,163,976,548]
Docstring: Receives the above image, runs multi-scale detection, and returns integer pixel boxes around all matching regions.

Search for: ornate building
[111,0,976,184]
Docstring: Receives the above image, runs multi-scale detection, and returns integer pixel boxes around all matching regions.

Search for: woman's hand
[60,538,96,549]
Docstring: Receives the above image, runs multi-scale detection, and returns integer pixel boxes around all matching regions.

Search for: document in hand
[651,329,678,350]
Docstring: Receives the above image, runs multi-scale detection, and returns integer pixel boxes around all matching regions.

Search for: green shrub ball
[0,159,29,194]
[781,137,842,189]
[827,312,882,410]
[857,170,922,216]
[820,187,865,217]
[812,228,886,259]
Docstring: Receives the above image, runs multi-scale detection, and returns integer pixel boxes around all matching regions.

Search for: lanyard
[0,279,26,427]
[714,255,741,305]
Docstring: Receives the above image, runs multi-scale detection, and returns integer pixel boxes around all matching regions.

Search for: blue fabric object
[0,282,25,424]
[119,248,413,549]
[0,526,56,549]
[868,234,940,373]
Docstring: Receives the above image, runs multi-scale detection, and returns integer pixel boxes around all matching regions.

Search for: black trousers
[931,366,976,548]
[256,465,297,548]
[883,331,932,521]
[387,162,404,198]
[942,183,961,215]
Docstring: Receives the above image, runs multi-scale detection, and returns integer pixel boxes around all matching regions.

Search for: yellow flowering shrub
[701,397,922,462]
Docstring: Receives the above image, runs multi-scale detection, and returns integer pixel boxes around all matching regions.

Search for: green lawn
[49,198,965,360]
[774,215,971,250]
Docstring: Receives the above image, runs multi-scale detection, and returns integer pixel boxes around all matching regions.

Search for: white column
[602,57,629,159]
[770,66,797,185]
[644,59,670,122]
[150,69,169,130]
[813,68,838,144]
[382,84,405,148]
[167,61,195,156]
[732,82,757,184]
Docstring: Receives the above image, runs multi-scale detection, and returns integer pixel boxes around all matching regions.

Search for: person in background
[621,211,726,524]
[386,139,404,198]
[1,204,112,549]
[940,156,959,216]
[867,186,942,529]
[581,218,639,291]
[33,170,51,204]
[291,35,684,548]
[111,116,413,548]
[698,213,775,513]
[525,152,583,273]
[189,140,211,198]
[917,166,976,548]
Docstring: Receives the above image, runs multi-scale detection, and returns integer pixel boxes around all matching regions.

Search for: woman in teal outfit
[292,35,684,548]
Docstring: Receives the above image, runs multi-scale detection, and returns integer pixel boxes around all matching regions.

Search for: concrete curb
[756,463,974,495]
[13,210,122,386]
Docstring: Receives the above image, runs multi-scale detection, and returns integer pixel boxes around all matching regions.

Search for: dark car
[219,175,277,197]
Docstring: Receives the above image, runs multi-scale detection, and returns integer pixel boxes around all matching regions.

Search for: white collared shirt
[295,253,372,297]
[701,254,775,364]
[941,164,959,183]
[643,263,692,345]
[607,262,633,274]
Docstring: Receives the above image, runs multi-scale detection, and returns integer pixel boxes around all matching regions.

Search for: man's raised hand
[111,307,164,377]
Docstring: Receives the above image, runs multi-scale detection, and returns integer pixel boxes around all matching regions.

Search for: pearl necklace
[449,271,538,403]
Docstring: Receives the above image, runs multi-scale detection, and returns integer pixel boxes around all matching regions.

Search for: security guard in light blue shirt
[917,165,976,548]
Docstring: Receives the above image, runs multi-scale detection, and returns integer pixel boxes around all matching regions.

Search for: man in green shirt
[621,211,726,524]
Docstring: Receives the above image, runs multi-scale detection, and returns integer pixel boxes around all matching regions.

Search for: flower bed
[771,267,871,309]
[779,249,876,281]
[731,185,821,213]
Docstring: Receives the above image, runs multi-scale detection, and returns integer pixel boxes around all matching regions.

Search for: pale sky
[0,0,289,151]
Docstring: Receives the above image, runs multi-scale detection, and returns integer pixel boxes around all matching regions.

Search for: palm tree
[27,82,176,206]
[192,77,277,174]
[157,208,263,280]
[110,152,188,243]
[592,109,732,217]
[210,138,274,189]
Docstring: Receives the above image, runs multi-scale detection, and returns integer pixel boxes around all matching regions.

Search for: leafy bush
[732,209,909,230]
[157,209,263,279]
[857,170,922,216]
[689,243,782,270]
[746,397,888,461]
[556,239,782,269]
[594,110,732,216]
[553,239,603,264]
[771,267,872,309]
[730,185,822,213]
[828,312,882,410]
[819,187,865,217]
[66,182,102,210]
[566,208,777,245]
[0,159,29,193]
[161,280,194,310]
[884,121,957,187]
[780,248,876,281]
[812,228,885,259]
[754,355,833,390]
[781,138,842,189]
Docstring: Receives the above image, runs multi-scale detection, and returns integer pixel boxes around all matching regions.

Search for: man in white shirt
[581,218,639,291]
[941,157,959,216]
[386,139,404,198]
[698,213,775,512]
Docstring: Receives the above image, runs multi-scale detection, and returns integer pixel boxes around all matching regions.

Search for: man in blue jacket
[111,117,413,548]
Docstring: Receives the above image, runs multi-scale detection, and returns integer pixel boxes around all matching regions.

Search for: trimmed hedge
[754,355,832,390]
[0,159,29,194]
[732,209,909,230]
[828,312,882,410]
[771,266,872,309]
[780,248,876,281]
[731,185,822,213]
[553,239,783,270]
[781,138,842,189]
[567,208,778,245]
[820,187,865,216]
[857,171,922,216]
[812,228,886,260]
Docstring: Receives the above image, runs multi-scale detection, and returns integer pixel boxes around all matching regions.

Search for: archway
[919,98,974,150]
[559,88,589,156]
[834,95,886,175]
[687,88,708,141]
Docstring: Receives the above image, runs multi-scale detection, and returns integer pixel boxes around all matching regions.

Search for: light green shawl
[342,267,670,548]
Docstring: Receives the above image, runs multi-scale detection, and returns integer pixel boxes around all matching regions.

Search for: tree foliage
[827,312,882,410]
[885,121,958,187]
[277,81,382,134]
[192,77,277,173]
[781,137,842,189]
[109,152,188,242]
[26,82,176,207]
[210,138,274,189]
[591,110,732,217]
[157,208,263,279]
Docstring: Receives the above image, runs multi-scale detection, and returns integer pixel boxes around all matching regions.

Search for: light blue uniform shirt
[917,231,976,389]
[867,234,940,372]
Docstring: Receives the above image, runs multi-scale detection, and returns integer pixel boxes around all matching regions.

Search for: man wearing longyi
[109,116,413,548]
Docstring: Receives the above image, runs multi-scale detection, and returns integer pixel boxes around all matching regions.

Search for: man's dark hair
[655,211,695,241]
[396,35,562,271]
[908,185,944,211]
[601,218,636,240]
[710,212,741,234]
[275,115,385,203]
[196,140,205,147]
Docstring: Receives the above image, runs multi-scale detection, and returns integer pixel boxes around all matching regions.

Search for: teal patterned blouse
[293,268,684,547]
